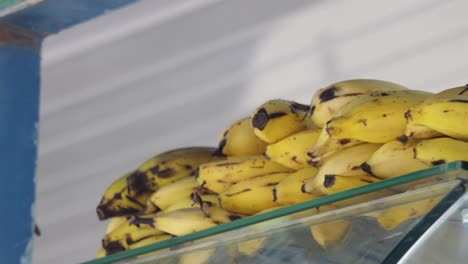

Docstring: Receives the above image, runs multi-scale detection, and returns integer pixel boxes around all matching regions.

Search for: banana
[102,218,164,253]
[130,205,243,236]
[414,137,468,166]
[196,155,294,193]
[127,234,174,250]
[127,147,222,195]
[265,129,322,170]
[376,195,443,231]
[251,99,310,143]
[309,79,409,127]
[308,125,365,161]
[398,85,468,142]
[149,177,207,211]
[105,217,129,235]
[96,171,151,220]
[316,90,432,148]
[273,167,321,205]
[96,248,107,259]
[302,174,380,196]
[163,194,220,213]
[315,143,382,178]
[218,172,292,215]
[214,117,268,157]
[361,140,430,179]
[405,96,468,141]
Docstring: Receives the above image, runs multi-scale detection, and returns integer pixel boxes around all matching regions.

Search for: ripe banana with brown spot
[214,117,267,157]
[251,99,310,143]
[302,174,380,196]
[399,85,468,142]
[316,90,433,148]
[126,147,222,195]
[130,204,243,236]
[315,143,382,179]
[309,79,409,127]
[361,140,429,179]
[96,171,151,220]
[273,167,321,205]
[102,217,164,254]
[265,128,322,170]
[163,194,220,213]
[414,137,468,166]
[148,176,210,211]
[218,171,292,215]
[196,155,293,193]
[405,96,468,141]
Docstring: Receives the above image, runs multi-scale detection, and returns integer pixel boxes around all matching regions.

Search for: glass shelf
[84,161,468,264]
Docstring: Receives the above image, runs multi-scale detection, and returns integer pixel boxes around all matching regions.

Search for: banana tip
[96,207,107,221]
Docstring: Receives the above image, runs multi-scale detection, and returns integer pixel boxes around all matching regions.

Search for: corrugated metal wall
[33,0,468,263]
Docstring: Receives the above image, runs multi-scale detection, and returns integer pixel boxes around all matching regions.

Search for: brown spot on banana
[150,166,175,178]
[360,162,377,177]
[224,189,251,197]
[339,139,351,145]
[431,160,446,166]
[459,85,468,95]
[252,108,269,130]
[323,174,336,188]
[272,188,278,202]
[125,195,146,208]
[319,86,338,103]
[228,214,243,221]
[289,102,310,114]
[96,206,141,221]
[357,118,367,126]
[127,171,150,193]
[129,216,156,228]
[397,135,409,143]
[103,241,126,254]
[213,139,227,157]
[448,99,468,103]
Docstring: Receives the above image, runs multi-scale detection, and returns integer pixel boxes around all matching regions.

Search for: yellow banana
[218,172,292,215]
[127,147,221,195]
[96,171,151,220]
[414,137,468,166]
[319,90,432,146]
[309,79,408,127]
[214,117,268,157]
[102,218,164,253]
[265,129,321,170]
[273,167,321,205]
[405,96,468,141]
[308,125,365,161]
[251,99,310,143]
[361,140,429,179]
[105,217,129,235]
[315,143,382,178]
[196,155,293,193]
[376,195,443,231]
[163,194,220,213]
[399,85,468,142]
[127,234,174,250]
[130,206,243,236]
[96,248,107,259]
[149,177,206,211]
[302,174,380,196]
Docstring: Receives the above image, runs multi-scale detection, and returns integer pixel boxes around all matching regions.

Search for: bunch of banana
[196,155,293,193]
[214,116,268,157]
[265,128,321,170]
[400,85,468,142]
[96,171,152,220]
[251,99,310,143]
[309,90,433,159]
[308,79,409,127]
[413,137,468,166]
[126,147,222,195]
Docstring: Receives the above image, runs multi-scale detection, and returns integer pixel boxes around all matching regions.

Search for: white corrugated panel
[34,0,468,263]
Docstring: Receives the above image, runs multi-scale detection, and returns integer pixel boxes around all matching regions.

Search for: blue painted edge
[0,27,41,263]
[0,0,140,35]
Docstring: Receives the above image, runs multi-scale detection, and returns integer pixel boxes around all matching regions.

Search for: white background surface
[34,0,468,263]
